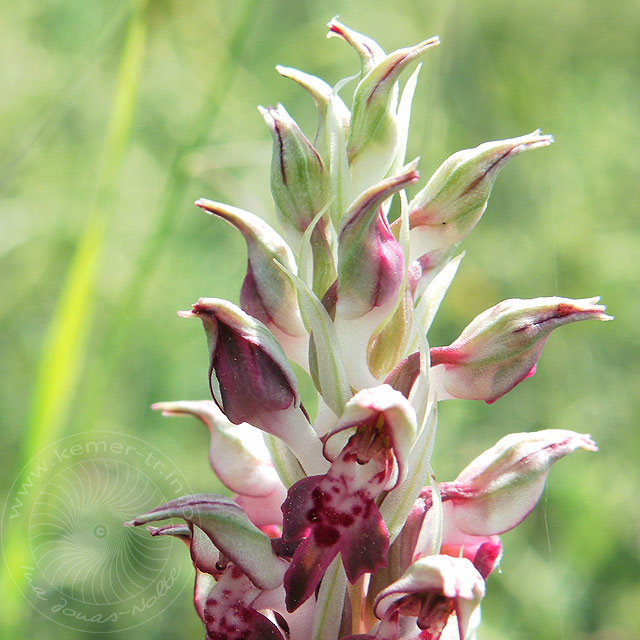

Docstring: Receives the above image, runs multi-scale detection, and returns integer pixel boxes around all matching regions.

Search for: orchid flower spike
[125,19,611,640]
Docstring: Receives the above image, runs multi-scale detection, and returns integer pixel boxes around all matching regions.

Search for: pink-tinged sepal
[374,556,485,640]
[181,298,326,475]
[347,38,439,195]
[338,165,418,320]
[152,400,282,498]
[195,199,309,366]
[430,296,612,403]
[404,130,554,260]
[336,165,418,389]
[203,565,284,640]
[440,429,597,536]
[124,493,287,591]
[234,484,288,529]
[323,386,418,490]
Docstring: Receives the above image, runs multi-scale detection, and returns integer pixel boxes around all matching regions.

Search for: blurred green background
[1,0,638,638]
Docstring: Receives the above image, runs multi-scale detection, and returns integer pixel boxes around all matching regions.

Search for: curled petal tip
[177,309,195,318]
[521,129,554,149]
[150,402,182,417]
[580,434,599,452]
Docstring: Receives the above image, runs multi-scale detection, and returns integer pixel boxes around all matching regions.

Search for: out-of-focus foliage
[0,1,638,639]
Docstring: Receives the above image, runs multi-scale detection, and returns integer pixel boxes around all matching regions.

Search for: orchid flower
[125,20,610,640]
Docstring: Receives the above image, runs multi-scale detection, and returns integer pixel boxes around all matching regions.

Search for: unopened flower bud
[259,104,329,249]
[336,163,419,389]
[430,296,612,403]
[337,162,419,321]
[441,430,598,535]
[403,130,553,260]
[348,37,439,195]
[195,199,308,366]
[276,64,350,146]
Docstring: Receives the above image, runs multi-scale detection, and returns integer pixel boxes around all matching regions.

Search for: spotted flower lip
[279,388,415,612]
